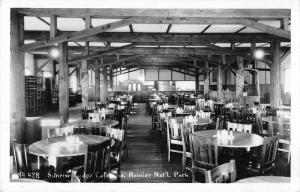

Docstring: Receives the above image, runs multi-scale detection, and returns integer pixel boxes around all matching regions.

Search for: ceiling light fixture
[253,49,265,59]
[49,48,59,58]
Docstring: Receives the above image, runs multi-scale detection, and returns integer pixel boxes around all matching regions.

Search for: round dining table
[29,135,110,158]
[29,135,111,170]
[236,176,290,183]
[192,130,264,149]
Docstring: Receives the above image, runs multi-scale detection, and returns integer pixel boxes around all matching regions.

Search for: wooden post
[194,60,199,94]
[50,15,57,88]
[236,56,244,98]
[95,61,100,102]
[103,66,108,103]
[52,60,57,88]
[270,40,281,107]
[81,16,91,108]
[204,60,209,94]
[81,47,89,107]
[76,67,80,90]
[58,42,69,126]
[109,66,113,92]
[11,9,25,143]
[217,59,223,99]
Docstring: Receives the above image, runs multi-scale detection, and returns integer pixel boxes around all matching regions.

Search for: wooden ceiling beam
[18,8,290,18]
[20,17,139,51]
[36,58,52,73]
[68,43,136,64]
[241,18,291,39]
[100,55,141,67]
[113,68,140,77]
[24,31,289,43]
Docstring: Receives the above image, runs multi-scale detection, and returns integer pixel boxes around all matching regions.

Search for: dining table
[236,176,290,183]
[29,135,110,168]
[66,119,119,128]
[169,116,212,125]
[192,130,264,150]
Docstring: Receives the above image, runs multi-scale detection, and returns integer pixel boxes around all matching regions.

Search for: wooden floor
[121,103,191,182]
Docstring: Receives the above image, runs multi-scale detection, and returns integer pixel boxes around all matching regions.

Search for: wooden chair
[215,117,223,130]
[166,119,187,170]
[275,122,291,164]
[12,141,47,180]
[204,160,236,183]
[12,142,33,178]
[189,134,218,182]
[246,135,279,175]
[102,128,125,182]
[72,140,111,182]
[152,105,161,130]
[158,112,172,151]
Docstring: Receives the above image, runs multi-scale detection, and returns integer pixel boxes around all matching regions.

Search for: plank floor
[121,103,192,183]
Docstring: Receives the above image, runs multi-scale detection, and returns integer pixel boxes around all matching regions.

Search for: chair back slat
[205,160,236,183]
[190,135,218,167]
[83,140,111,181]
[168,119,183,140]
[12,142,32,176]
[260,135,279,166]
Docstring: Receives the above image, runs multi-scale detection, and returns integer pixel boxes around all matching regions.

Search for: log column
[109,66,113,92]
[52,60,57,88]
[103,66,109,103]
[204,61,209,94]
[270,40,281,107]
[194,60,199,94]
[50,15,57,88]
[95,61,100,102]
[11,10,25,143]
[81,16,91,108]
[217,62,223,99]
[58,42,69,126]
[236,56,244,98]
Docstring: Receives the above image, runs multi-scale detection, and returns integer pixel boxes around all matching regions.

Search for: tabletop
[10,178,49,183]
[29,135,110,157]
[236,176,290,183]
[262,116,290,124]
[66,119,119,128]
[192,130,264,148]
[169,117,212,125]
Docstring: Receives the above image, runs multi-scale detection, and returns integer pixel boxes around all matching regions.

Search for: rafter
[113,68,140,77]
[24,31,288,43]
[129,25,134,33]
[18,8,290,19]
[201,25,211,33]
[166,24,172,33]
[101,55,141,67]
[241,18,291,39]
[68,43,136,64]
[280,48,290,62]
[36,58,52,73]
[20,17,139,51]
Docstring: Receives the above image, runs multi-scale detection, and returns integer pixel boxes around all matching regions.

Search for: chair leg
[168,147,171,162]
[182,153,186,171]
